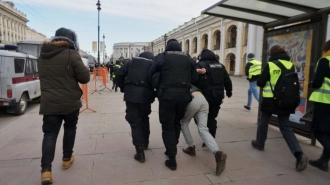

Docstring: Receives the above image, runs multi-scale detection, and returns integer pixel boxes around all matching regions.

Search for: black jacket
[257,51,294,114]
[196,49,232,98]
[116,58,155,104]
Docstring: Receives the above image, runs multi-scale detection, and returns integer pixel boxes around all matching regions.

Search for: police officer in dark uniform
[148,39,197,170]
[196,49,232,140]
[116,52,155,163]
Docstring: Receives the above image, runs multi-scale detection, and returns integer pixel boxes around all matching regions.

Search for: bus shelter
[202,0,330,145]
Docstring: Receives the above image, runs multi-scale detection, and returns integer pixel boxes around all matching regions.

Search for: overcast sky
[11,0,221,58]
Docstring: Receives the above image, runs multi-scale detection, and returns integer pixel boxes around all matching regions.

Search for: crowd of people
[36,27,330,185]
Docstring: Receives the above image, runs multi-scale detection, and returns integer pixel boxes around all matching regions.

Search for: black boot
[134,146,145,163]
[165,156,177,170]
[143,141,149,150]
[309,152,329,171]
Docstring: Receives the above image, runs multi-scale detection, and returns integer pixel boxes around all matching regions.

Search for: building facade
[150,14,264,76]
[0,1,46,44]
[112,42,149,62]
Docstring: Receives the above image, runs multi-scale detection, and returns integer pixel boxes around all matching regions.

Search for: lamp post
[163,34,168,47]
[103,34,105,63]
[151,42,154,53]
[96,0,101,65]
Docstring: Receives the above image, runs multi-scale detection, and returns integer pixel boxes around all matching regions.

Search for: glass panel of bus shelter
[261,21,322,132]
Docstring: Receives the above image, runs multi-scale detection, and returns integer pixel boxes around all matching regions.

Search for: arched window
[193,37,197,53]
[227,26,237,48]
[213,30,221,50]
[202,34,208,49]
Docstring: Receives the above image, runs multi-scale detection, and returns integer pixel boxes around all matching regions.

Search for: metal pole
[97,0,101,65]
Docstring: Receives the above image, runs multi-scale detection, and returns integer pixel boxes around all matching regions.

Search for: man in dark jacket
[244,53,261,110]
[116,52,155,163]
[38,27,90,184]
[148,39,198,170]
[252,45,307,172]
[196,49,232,141]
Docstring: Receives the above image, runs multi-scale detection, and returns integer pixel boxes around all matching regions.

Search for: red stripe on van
[12,75,35,84]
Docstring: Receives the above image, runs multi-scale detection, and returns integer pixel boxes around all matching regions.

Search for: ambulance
[0,44,40,115]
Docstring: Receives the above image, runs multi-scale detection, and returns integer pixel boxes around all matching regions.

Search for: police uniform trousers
[159,92,191,157]
[125,102,151,147]
[203,92,223,138]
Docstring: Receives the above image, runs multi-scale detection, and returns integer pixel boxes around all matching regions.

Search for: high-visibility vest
[309,56,330,104]
[248,59,262,79]
[112,64,121,78]
[262,59,293,98]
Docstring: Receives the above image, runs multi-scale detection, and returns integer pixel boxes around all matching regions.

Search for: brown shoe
[182,146,196,156]
[215,151,227,176]
[62,155,74,169]
[41,171,53,185]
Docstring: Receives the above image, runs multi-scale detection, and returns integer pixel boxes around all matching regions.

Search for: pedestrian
[196,49,232,143]
[244,53,261,110]
[215,54,220,63]
[180,84,227,176]
[148,39,198,170]
[308,40,330,171]
[112,62,121,92]
[116,52,156,163]
[251,45,308,172]
[197,54,201,63]
[38,27,90,185]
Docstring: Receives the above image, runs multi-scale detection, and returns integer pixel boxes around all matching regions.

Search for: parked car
[0,44,40,115]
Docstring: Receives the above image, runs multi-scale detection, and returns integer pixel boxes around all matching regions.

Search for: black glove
[226,92,232,98]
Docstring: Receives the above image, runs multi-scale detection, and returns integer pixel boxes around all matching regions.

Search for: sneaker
[244,105,251,110]
[251,140,264,151]
[214,151,227,176]
[62,155,74,169]
[41,171,53,185]
[182,146,196,156]
[296,153,308,172]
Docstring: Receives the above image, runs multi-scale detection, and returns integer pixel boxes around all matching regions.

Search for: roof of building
[202,0,330,28]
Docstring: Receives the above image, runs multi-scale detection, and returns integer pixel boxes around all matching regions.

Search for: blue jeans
[247,81,259,107]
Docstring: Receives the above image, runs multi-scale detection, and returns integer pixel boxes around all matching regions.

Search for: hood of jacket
[269,51,290,61]
[165,39,182,51]
[139,51,155,60]
[40,41,71,59]
[200,49,216,61]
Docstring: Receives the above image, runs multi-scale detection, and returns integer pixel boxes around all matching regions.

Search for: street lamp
[103,34,105,63]
[151,42,154,53]
[96,0,101,65]
[163,34,168,47]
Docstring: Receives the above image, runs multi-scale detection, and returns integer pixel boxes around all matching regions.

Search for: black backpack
[269,60,300,110]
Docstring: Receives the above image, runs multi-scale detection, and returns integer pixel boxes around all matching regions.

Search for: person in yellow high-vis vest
[251,45,308,172]
[244,53,261,110]
[308,40,330,171]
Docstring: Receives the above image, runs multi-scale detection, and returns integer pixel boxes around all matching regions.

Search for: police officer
[116,52,155,163]
[244,53,261,110]
[196,49,232,141]
[252,45,307,172]
[308,40,330,171]
[112,62,121,92]
[148,39,197,170]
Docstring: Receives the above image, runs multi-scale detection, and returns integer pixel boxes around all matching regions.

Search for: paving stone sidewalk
[0,76,329,185]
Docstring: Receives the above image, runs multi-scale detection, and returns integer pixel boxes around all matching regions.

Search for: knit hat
[52,27,79,51]
[200,49,216,61]
[165,39,182,51]
[247,53,255,58]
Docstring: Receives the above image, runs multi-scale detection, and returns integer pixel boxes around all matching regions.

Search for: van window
[14,59,25,73]
[25,59,34,74]
[33,60,38,73]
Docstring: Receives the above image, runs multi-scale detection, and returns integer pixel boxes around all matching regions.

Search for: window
[25,59,34,74]
[32,60,38,73]
[14,59,25,73]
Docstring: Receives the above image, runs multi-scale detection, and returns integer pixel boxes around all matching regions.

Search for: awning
[202,0,330,28]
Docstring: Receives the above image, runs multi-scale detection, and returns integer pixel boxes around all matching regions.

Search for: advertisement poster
[267,30,313,124]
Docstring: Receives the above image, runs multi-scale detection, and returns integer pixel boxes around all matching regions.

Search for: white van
[0,45,40,115]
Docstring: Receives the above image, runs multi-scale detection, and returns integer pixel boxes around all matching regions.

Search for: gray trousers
[256,112,302,155]
[180,92,219,154]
